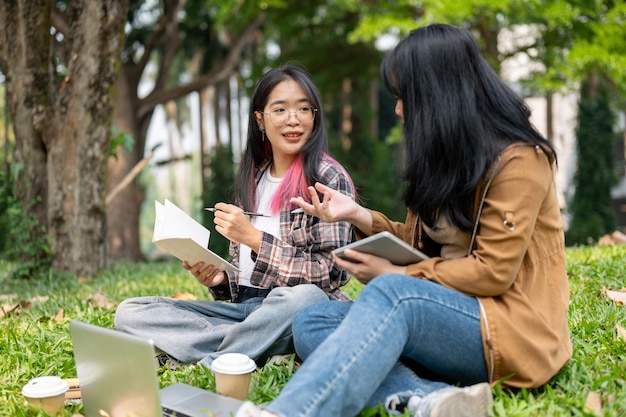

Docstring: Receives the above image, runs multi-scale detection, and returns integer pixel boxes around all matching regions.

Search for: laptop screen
[69,320,245,417]
[70,320,164,417]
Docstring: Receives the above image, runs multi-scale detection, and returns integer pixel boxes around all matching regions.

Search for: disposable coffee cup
[210,353,256,400]
[22,376,69,415]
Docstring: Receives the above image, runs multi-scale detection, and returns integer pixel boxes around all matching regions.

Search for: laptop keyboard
[162,406,193,417]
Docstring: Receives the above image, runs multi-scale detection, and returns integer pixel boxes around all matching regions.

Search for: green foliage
[1,194,53,279]
[0,163,53,278]
[247,0,392,95]
[566,77,618,245]
[109,127,135,160]
[202,145,236,258]
[341,1,423,44]
[394,0,626,99]
[1,245,626,416]
[550,1,626,97]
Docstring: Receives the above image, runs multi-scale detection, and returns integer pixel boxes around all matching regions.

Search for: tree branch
[135,0,185,80]
[152,17,182,92]
[106,145,159,206]
[136,13,265,119]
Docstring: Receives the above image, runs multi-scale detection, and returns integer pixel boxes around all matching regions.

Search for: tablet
[333,231,429,266]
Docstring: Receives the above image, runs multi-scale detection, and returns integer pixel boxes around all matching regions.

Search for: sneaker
[154,352,183,370]
[410,382,492,417]
[235,401,264,417]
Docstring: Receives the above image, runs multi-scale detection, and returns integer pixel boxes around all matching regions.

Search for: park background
[0,0,626,280]
[0,2,625,417]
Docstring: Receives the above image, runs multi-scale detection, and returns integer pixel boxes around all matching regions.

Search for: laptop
[69,320,244,417]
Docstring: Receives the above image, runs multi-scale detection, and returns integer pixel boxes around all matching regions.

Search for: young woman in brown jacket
[236,23,572,417]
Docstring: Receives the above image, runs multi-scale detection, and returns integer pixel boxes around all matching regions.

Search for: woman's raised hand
[290,182,359,223]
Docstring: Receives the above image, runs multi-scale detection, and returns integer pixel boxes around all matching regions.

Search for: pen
[204,207,271,218]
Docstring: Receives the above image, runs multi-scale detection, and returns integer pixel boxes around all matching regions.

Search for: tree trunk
[237,75,245,152]
[546,92,554,142]
[0,0,50,231]
[226,77,233,148]
[340,78,353,151]
[369,78,379,141]
[0,0,128,276]
[199,88,209,196]
[476,17,501,74]
[107,69,149,261]
[214,83,222,150]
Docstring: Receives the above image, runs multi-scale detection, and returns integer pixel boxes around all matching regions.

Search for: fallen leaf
[584,391,602,416]
[0,303,20,318]
[87,292,115,310]
[30,295,49,303]
[617,325,626,342]
[0,296,47,318]
[0,294,18,302]
[611,230,626,243]
[601,288,626,305]
[172,292,197,301]
[53,308,65,323]
[20,300,33,311]
[598,230,626,245]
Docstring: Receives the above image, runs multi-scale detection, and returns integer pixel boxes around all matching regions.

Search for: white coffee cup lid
[211,353,256,375]
[22,376,69,398]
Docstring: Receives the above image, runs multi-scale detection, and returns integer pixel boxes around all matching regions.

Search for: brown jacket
[362,143,572,388]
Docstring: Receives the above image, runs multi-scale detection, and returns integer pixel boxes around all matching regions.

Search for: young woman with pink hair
[114,64,355,370]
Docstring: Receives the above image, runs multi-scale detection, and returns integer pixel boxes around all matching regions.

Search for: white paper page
[153,200,164,243]
[152,200,239,271]
[154,199,210,248]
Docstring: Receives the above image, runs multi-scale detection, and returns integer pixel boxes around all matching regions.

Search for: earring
[260,128,265,141]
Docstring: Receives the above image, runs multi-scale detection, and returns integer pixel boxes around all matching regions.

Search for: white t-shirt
[238,168,281,288]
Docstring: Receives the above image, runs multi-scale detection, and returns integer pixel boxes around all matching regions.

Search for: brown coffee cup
[210,353,256,400]
[22,376,69,415]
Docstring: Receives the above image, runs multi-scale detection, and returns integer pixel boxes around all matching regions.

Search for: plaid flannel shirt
[210,157,355,302]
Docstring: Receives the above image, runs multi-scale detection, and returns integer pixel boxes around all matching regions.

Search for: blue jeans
[113,284,330,368]
[266,274,488,417]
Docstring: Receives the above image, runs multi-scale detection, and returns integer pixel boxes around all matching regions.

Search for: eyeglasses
[262,106,317,126]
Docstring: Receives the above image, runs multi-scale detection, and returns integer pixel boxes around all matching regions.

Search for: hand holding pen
[205,207,271,218]
[209,203,264,251]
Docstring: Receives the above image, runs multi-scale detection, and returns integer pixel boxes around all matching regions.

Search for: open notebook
[70,320,244,417]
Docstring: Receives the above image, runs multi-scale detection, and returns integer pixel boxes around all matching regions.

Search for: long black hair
[381,23,557,232]
[233,64,329,212]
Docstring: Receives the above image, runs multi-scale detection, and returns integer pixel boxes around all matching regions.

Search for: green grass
[1,245,625,416]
